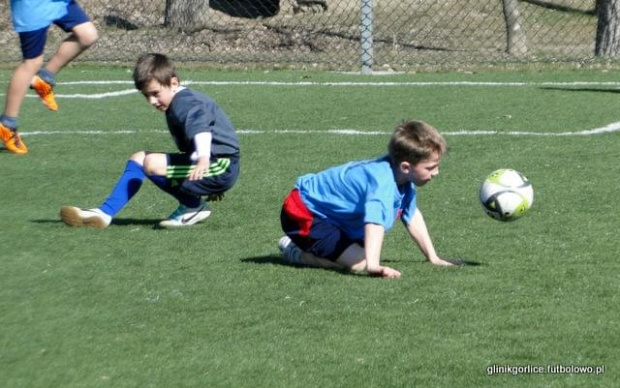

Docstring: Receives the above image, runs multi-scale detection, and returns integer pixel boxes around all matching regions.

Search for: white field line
[56,80,620,87]
[185,80,620,87]
[2,79,619,101]
[54,89,138,99]
[7,80,620,137]
[9,89,139,99]
[20,121,620,137]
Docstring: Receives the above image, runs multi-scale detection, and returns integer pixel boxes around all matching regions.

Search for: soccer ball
[480,169,534,221]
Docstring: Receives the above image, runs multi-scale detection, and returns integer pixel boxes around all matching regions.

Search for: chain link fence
[0,0,599,70]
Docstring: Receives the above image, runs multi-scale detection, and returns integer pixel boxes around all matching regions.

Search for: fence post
[360,0,373,74]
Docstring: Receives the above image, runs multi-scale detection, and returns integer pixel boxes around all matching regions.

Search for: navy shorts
[19,0,90,59]
[280,189,363,261]
[165,154,240,198]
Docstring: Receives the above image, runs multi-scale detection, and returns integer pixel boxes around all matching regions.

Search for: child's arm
[364,223,401,278]
[405,210,456,267]
[189,132,212,181]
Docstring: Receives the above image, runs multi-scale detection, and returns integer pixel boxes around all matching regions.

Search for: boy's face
[141,77,179,112]
[400,151,442,186]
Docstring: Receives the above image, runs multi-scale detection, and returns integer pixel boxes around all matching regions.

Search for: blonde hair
[133,53,178,92]
[387,120,447,165]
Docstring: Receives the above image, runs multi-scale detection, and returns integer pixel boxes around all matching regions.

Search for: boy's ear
[400,161,412,174]
[171,77,180,88]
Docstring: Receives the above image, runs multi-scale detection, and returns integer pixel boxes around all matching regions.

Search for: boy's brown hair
[133,53,178,92]
[388,120,448,165]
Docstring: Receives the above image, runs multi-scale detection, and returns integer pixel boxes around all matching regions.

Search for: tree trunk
[595,0,620,56]
[165,0,213,31]
[501,0,528,56]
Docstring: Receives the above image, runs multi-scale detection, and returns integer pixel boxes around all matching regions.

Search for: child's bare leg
[335,244,366,272]
[44,22,98,75]
[299,251,347,270]
[294,244,365,272]
[141,153,168,175]
[4,56,44,117]
[336,243,401,278]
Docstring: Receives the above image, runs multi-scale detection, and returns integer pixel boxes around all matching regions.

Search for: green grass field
[1,66,619,388]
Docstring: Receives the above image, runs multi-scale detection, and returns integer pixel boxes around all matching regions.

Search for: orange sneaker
[31,75,58,111]
[0,123,28,154]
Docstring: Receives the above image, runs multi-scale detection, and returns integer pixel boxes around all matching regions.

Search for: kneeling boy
[279,120,456,278]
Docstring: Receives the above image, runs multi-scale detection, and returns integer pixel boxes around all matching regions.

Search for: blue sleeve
[362,177,394,228]
[401,185,418,225]
[364,197,387,226]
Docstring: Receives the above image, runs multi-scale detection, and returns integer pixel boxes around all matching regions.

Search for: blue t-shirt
[10,0,70,32]
[296,156,417,240]
[165,88,240,158]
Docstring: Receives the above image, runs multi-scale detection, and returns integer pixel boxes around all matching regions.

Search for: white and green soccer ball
[480,169,534,221]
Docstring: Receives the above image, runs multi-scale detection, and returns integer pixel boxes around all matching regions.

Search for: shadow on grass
[30,218,162,227]
[112,218,164,227]
[443,258,484,267]
[242,256,483,274]
[395,258,484,267]
[541,87,620,94]
[241,255,353,275]
[241,255,285,266]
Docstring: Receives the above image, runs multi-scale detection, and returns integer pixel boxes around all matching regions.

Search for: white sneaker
[278,236,302,264]
[158,202,211,228]
[60,206,112,229]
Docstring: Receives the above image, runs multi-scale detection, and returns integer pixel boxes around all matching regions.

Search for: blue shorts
[280,189,363,261]
[18,0,90,59]
[163,153,240,198]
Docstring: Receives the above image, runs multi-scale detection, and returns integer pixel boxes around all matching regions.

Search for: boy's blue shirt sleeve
[400,184,418,225]
[362,173,396,228]
[363,175,417,228]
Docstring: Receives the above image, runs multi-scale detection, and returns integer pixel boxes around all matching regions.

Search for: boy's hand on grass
[381,266,401,278]
[368,265,401,279]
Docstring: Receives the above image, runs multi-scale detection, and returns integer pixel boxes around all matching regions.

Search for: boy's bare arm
[406,210,455,267]
[364,223,401,278]
[189,132,212,181]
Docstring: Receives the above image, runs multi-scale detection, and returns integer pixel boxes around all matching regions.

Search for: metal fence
[0,0,599,70]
